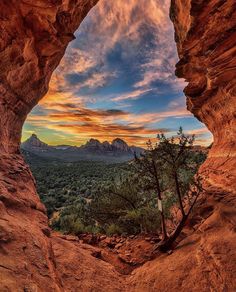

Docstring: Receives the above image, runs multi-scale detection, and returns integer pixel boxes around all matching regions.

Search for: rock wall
[0,0,98,154]
[170,0,236,192]
[0,0,235,291]
[130,1,236,285]
[0,1,99,290]
[127,1,236,289]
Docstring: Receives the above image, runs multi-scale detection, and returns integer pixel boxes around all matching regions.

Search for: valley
[22,132,207,238]
[22,153,129,218]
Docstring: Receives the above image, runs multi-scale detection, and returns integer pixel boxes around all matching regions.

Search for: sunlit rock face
[170,0,236,192]
[0,0,236,291]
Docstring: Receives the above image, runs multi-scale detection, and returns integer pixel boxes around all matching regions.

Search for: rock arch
[0,0,235,291]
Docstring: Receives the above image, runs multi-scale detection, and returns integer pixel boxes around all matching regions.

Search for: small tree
[135,127,206,251]
[157,127,195,218]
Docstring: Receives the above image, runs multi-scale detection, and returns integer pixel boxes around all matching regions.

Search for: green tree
[89,174,161,235]
[135,127,206,250]
[157,127,195,217]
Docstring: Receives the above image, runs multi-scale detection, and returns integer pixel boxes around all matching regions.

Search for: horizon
[22,0,213,148]
[23,133,138,147]
[22,132,211,148]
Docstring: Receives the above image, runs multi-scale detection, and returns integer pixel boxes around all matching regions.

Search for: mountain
[111,138,129,152]
[21,134,144,162]
[21,133,49,150]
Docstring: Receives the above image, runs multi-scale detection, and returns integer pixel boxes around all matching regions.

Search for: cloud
[42,122,169,147]
[45,0,176,99]
[26,100,193,146]
[186,127,212,138]
[111,89,153,102]
[23,0,211,147]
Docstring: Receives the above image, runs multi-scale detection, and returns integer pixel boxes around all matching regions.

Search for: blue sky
[22,0,212,147]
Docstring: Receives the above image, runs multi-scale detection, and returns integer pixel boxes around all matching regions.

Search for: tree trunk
[160,206,168,240]
[174,171,185,217]
[157,191,199,252]
[158,214,187,252]
[152,157,168,240]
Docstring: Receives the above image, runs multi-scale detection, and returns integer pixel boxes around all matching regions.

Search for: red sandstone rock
[171,0,236,192]
[0,0,99,154]
[0,0,235,291]
[0,1,99,290]
[52,234,126,291]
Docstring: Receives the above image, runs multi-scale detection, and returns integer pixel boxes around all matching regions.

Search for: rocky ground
[51,188,236,291]
[54,232,162,275]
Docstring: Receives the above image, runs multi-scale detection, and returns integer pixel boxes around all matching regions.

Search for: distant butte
[21,134,144,162]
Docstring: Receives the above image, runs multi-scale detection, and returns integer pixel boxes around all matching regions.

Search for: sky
[22,0,212,147]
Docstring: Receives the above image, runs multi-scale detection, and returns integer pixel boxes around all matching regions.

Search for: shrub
[106,224,123,236]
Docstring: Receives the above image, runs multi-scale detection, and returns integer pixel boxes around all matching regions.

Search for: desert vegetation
[24,128,207,244]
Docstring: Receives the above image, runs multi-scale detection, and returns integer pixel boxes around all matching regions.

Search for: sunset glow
[22,0,213,147]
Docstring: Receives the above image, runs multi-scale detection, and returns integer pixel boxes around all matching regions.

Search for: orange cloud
[26,101,194,147]
[23,0,212,148]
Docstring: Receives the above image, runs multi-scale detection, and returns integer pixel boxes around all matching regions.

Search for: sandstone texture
[51,234,126,292]
[0,0,99,154]
[0,0,236,291]
[128,1,236,289]
[0,1,100,291]
[171,0,236,192]
[129,189,236,291]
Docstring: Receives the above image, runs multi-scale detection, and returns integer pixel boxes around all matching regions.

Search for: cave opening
[22,0,212,147]
[20,0,212,238]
